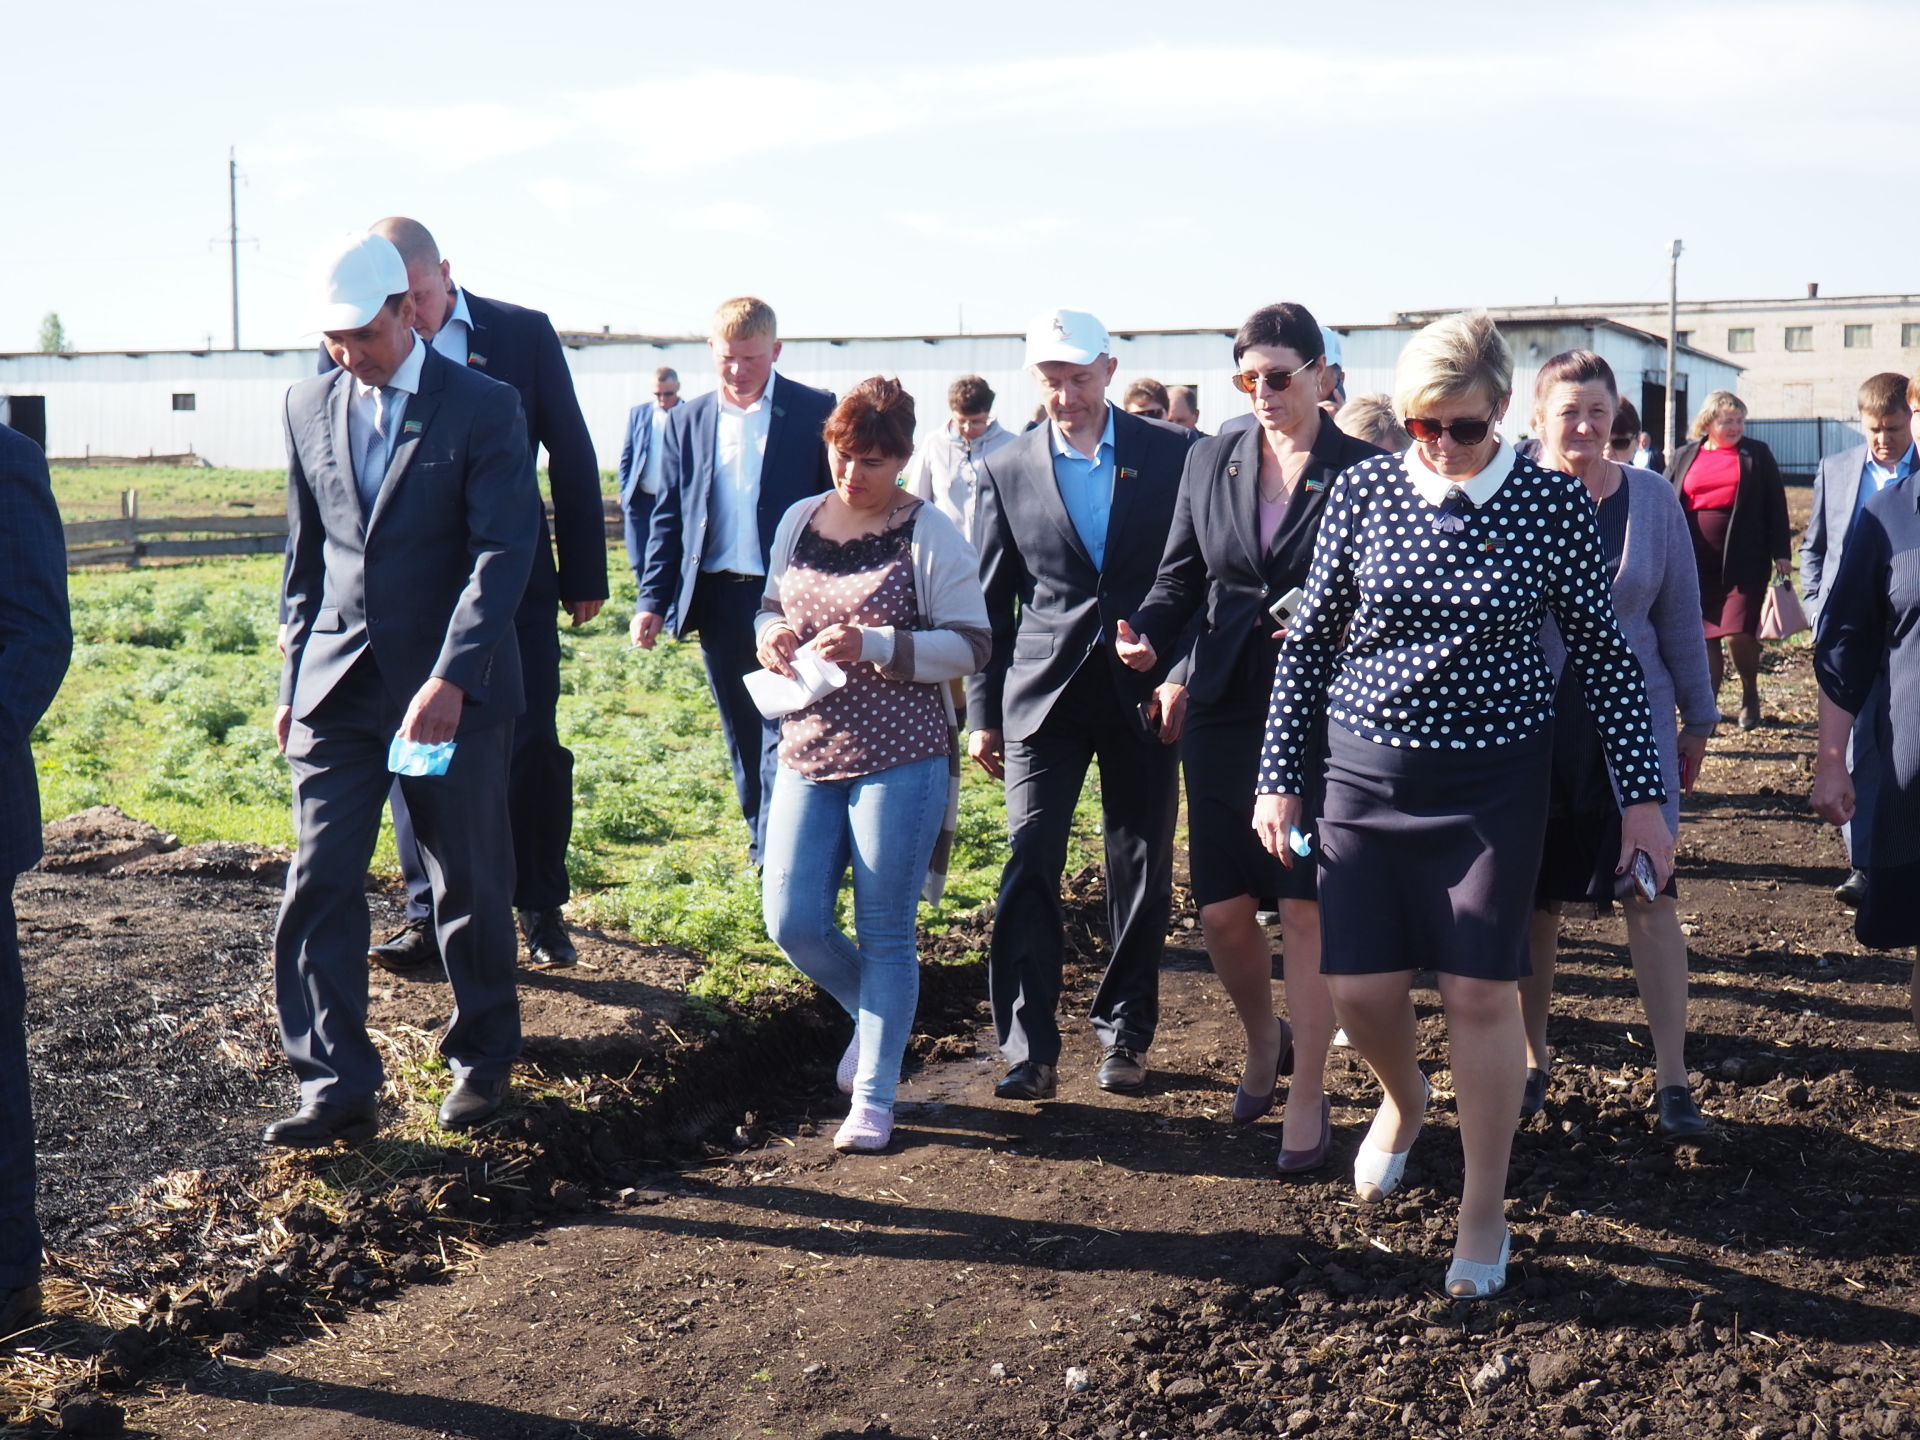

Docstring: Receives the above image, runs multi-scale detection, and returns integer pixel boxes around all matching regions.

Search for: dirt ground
[9,487,1920,1437]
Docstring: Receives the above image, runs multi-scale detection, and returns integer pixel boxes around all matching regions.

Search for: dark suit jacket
[1667,436,1791,589]
[639,373,836,636]
[280,347,539,732]
[966,407,1196,739]
[617,400,666,583]
[319,291,604,615]
[0,425,72,876]
[1133,416,1382,709]
[1801,442,1871,628]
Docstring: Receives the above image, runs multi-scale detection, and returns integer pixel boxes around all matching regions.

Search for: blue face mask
[388,735,456,777]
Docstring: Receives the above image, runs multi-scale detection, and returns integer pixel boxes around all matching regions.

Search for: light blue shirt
[1858,442,1916,518]
[429,287,475,365]
[1050,404,1116,569]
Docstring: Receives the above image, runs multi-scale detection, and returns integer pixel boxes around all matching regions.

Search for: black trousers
[396,609,570,920]
[0,881,39,1289]
[989,660,1180,1067]
[687,570,781,867]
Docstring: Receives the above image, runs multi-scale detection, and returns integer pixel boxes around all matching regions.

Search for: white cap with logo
[309,231,409,335]
[1024,308,1111,368]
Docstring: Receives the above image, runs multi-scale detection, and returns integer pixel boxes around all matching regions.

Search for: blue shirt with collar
[1858,441,1916,518]
[1051,404,1117,569]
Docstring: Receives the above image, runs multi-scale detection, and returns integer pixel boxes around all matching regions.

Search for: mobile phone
[1267,586,1306,629]
[1629,849,1658,902]
[1133,698,1160,739]
[1679,749,1698,792]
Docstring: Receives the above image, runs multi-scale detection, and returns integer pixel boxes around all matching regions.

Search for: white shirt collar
[363,333,428,398]
[719,370,776,417]
[1404,437,1517,508]
[446,287,473,333]
[1049,403,1115,462]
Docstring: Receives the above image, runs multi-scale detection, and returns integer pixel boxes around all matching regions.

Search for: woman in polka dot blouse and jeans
[1252,312,1669,1300]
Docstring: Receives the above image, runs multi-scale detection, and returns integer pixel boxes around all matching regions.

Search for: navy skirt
[1858,861,1920,951]
[1317,720,1553,981]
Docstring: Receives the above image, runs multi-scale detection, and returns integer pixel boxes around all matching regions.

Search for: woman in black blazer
[1665,391,1791,730]
[1119,302,1381,1172]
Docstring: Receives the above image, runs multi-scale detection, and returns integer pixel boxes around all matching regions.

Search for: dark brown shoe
[370,918,441,975]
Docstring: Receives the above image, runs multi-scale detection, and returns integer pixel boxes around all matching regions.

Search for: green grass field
[50,464,286,523]
[38,474,1109,1002]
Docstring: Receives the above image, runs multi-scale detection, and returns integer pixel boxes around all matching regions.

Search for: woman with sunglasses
[1253,312,1669,1299]
[1520,351,1716,1139]
[1117,302,1381,1171]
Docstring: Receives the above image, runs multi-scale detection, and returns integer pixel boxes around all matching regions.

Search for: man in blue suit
[356,217,604,976]
[632,297,834,863]
[1802,371,1914,909]
[0,423,72,1338]
[271,232,538,1146]
[618,365,682,593]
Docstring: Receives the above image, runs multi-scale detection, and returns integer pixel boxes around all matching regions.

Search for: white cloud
[343,103,570,167]
[892,211,1068,251]
[674,201,771,233]
[529,177,613,221]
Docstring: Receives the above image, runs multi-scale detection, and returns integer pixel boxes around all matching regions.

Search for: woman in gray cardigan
[1520,352,1719,1138]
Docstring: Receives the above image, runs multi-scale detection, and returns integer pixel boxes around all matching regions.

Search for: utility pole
[1664,238,1683,458]
[229,148,241,350]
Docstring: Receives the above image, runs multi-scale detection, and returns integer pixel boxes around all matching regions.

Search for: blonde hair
[1392,310,1513,420]
[712,296,777,342]
[1335,393,1410,451]
[1687,389,1748,441]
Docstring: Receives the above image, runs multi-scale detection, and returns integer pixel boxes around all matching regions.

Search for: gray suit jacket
[1801,443,1870,628]
[279,347,540,732]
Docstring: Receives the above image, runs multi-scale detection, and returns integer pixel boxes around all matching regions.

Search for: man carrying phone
[967,308,1195,1101]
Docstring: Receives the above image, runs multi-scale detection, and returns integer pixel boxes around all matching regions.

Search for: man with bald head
[344,217,605,976]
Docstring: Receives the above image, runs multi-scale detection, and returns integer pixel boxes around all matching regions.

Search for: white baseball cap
[1024,308,1111,367]
[309,231,409,334]
[1319,325,1344,368]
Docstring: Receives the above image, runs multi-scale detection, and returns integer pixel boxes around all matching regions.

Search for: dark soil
[9,560,1920,1435]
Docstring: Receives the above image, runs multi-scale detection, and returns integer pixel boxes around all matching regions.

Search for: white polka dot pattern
[1258,453,1666,806]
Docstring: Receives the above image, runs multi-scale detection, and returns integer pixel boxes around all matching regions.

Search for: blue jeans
[762,754,947,1108]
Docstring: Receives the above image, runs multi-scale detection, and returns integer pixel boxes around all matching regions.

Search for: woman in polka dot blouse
[1252,312,1669,1300]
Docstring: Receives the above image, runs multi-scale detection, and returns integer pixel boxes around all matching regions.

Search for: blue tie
[357,385,394,514]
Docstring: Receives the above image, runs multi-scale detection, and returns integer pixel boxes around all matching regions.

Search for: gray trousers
[275,655,521,1107]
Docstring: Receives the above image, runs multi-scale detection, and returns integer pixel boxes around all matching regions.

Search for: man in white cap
[966,307,1195,1101]
[267,230,539,1146]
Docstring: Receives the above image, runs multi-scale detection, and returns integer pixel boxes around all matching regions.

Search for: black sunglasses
[1404,413,1497,445]
[1230,356,1321,395]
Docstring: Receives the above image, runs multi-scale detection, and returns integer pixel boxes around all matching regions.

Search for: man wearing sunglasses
[967,308,1196,1103]
[619,366,684,596]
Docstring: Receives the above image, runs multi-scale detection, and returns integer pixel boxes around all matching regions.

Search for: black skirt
[1184,635,1321,909]
[1318,720,1553,980]
[1857,861,1920,951]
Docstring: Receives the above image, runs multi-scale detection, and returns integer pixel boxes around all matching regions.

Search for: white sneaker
[834,1103,893,1153]
[836,1032,859,1096]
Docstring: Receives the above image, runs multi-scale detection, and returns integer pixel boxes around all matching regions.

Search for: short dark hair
[824,376,917,460]
[1533,349,1618,406]
[1859,371,1910,418]
[1123,378,1169,411]
[1232,302,1323,366]
[381,292,408,317]
[1610,397,1641,447]
[654,366,680,385]
[948,374,994,415]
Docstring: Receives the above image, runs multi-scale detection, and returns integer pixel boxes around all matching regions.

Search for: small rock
[1472,1353,1517,1394]
[988,1361,1007,1381]
[1529,1349,1585,1394]
[57,1396,125,1436]
[801,1362,826,1380]
[1285,1409,1319,1434]
[1065,1365,1091,1394]
[1784,1083,1811,1108]
[1164,1376,1211,1404]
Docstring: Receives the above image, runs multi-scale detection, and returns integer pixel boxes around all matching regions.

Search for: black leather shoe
[517,908,578,969]
[1096,1045,1148,1094]
[1654,1085,1711,1140]
[0,1282,42,1339]
[370,918,442,974]
[1519,1066,1549,1120]
[1835,869,1867,910]
[263,1100,379,1148]
[994,1060,1057,1102]
[439,1075,509,1131]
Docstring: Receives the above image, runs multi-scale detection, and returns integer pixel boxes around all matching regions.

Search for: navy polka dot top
[1258,451,1667,806]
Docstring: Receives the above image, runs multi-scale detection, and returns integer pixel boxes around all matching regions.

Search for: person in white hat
[264,230,540,1147]
[966,307,1196,1102]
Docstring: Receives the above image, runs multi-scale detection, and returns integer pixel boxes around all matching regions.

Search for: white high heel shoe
[1353,1074,1430,1202]
[1445,1227,1512,1300]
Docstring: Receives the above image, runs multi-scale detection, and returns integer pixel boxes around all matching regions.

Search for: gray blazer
[279,347,540,732]
[1800,443,1869,628]
[1542,465,1717,834]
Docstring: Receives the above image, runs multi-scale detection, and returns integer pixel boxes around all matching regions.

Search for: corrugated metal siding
[1742,418,1864,477]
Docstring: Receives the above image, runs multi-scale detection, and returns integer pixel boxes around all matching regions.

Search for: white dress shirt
[1403,438,1517,508]
[348,334,427,511]
[704,371,776,574]
[429,287,475,366]
[640,403,671,496]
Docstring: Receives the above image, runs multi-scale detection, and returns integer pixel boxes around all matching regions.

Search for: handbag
[1758,581,1809,641]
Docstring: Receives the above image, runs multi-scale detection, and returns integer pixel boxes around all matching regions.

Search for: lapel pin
[773,404,786,418]
[468,352,487,368]
[1227,462,1240,478]
[402,420,422,435]
[1118,466,1138,481]
[1304,476,1327,491]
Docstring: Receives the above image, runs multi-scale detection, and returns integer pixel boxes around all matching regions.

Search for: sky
[7,0,1918,354]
